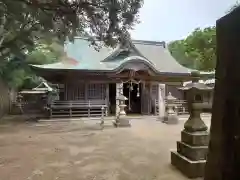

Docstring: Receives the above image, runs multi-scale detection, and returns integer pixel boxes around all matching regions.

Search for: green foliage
[168,27,216,71]
[227,1,240,13]
[168,40,194,69]
[169,2,240,72]
[0,0,142,89]
[26,40,64,65]
[0,0,143,61]
[1,40,63,89]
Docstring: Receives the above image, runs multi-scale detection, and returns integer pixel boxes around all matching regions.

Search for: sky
[131,0,238,42]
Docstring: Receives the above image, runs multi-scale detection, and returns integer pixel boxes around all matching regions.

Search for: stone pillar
[163,92,178,124]
[115,83,123,116]
[158,84,166,120]
[171,81,212,178]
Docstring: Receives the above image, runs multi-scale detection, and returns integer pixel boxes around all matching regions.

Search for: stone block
[163,114,178,124]
[181,130,209,146]
[171,151,206,179]
[177,141,208,161]
[113,118,131,127]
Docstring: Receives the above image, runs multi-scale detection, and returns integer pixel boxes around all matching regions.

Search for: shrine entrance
[123,82,142,114]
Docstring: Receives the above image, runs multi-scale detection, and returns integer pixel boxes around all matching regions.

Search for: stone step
[177,141,208,161]
[171,150,206,179]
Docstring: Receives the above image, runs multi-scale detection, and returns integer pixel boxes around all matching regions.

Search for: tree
[0,0,143,61]
[1,39,64,89]
[26,38,64,65]
[168,40,195,69]
[227,1,240,13]
[168,27,216,71]
[0,0,142,89]
[168,2,240,72]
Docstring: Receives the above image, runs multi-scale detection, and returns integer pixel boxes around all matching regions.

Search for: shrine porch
[50,80,171,118]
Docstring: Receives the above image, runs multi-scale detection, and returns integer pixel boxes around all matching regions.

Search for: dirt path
[0,116,210,180]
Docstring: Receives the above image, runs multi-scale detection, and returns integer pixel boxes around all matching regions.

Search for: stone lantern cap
[179,82,213,91]
[116,94,128,101]
[166,92,177,100]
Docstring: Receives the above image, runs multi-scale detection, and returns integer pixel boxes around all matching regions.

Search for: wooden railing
[49,99,108,118]
[154,99,188,115]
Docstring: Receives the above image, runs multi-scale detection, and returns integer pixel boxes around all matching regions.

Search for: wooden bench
[154,99,188,115]
[49,99,108,118]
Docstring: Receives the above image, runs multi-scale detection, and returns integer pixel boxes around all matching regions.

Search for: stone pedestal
[171,79,212,178]
[171,130,209,178]
[114,116,131,127]
[164,113,178,124]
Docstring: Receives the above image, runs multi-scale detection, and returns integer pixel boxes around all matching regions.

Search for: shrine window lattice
[65,84,85,100]
[87,83,106,99]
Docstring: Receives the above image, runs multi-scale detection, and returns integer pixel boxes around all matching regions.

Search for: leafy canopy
[168,27,216,71]
[1,39,63,89]
[0,0,143,89]
[168,2,240,72]
[0,0,143,60]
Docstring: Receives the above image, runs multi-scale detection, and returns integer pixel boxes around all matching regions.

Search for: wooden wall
[60,81,186,115]
[64,82,107,101]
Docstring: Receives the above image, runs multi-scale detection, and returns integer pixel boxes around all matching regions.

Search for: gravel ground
[0,115,211,180]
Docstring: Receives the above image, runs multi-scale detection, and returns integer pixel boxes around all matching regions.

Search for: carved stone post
[170,79,213,178]
[163,92,178,124]
[115,83,123,116]
[158,84,166,121]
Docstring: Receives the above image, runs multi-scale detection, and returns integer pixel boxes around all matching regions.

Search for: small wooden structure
[16,82,53,115]
[31,37,211,118]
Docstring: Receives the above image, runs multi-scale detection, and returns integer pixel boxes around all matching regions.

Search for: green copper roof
[32,37,194,75]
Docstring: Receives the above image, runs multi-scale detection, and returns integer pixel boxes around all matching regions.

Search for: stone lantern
[113,94,131,127]
[164,92,178,124]
[170,79,213,178]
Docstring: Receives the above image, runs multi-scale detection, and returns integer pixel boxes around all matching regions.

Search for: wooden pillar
[149,82,153,114]
[64,84,68,100]
[105,83,109,116]
[141,81,145,114]
[84,82,88,100]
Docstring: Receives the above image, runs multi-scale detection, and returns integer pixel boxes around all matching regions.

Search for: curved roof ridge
[113,58,159,74]
[121,55,154,66]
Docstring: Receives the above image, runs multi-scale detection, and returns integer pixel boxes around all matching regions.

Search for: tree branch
[18,0,106,14]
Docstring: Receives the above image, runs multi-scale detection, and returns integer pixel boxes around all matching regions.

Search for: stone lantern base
[163,114,178,124]
[113,117,131,127]
[171,130,209,178]
[113,110,131,127]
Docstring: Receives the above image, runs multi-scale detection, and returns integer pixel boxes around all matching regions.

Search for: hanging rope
[128,82,131,110]
[126,79,142,111]
[107,69,142,111]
